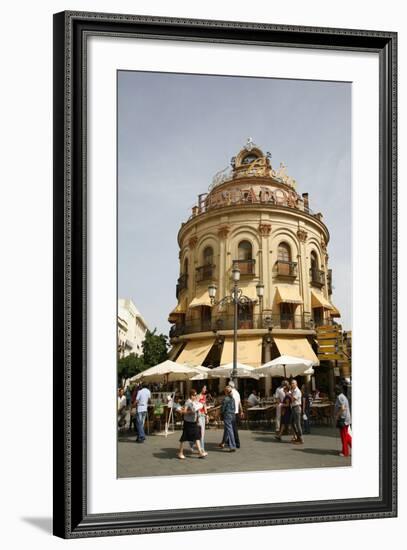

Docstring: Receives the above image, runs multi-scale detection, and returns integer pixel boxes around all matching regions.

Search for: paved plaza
[118,425,351,478]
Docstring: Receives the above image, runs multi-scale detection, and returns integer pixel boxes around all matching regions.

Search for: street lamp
[209,267,264,387]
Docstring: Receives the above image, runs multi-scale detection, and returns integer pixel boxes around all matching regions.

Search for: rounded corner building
[168,138,349,396]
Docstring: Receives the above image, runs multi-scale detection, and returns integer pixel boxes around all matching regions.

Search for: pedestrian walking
[178,389,207,459]
[221,386,237,452]
[189,385,208,453]
[135,382,151,443]
[290,379,304,444]
[301,383,312,434]
[274,379,289,432]
[129,385,139,432]
[334,384,352,457]
[117,388,127,431]
[274,386,292,441]
[230,381,243,447]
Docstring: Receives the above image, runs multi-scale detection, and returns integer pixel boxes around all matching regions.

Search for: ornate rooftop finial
[244,137,257,151]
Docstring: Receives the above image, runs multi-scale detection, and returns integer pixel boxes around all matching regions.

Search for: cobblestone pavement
[118,425,351,478]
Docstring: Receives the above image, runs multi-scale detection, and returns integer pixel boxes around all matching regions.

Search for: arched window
[238,240,252,261]
[177,257,188,296]
[310,251,319,271]
[278,242,291,263]
[203,246,214,265]
[310,251,323,287]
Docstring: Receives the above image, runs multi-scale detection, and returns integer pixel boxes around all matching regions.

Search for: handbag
[336,417,346,428]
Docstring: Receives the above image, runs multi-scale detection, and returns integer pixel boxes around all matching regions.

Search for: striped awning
[238,285,259,302]
[311,290,334,310]
[220,336,263,367]
[167,342,185,361]
[176,339,215,366]
[168,298,187,322]
[188,289,213,308]
[273,336,319,365]
[329,304,341,317]
[275,285,303,304]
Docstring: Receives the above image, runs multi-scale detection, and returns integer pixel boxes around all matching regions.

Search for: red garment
[340,425,352,456]
[197,393,206,413]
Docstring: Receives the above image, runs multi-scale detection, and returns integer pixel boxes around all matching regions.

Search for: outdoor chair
[207,405,222,428]
[310,407,320,426]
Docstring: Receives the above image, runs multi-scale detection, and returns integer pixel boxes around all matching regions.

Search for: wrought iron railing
[233,259,256,275]
[275,260,298,278]
[169,313,333,337]
[176,273,188,299]
[196,264,215,282]
[310,268,325,288]
[327,269,333,295]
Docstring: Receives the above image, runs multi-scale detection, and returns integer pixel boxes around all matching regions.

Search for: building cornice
[178,203,330,247]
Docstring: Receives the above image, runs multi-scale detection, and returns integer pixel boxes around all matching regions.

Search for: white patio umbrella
[257,355,316,379]
[188,365,211,380]
[130,360,201,384]
[208,362,260,379]
[130,360,201,437]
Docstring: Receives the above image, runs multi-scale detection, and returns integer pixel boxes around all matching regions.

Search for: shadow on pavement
[291,447,342,456]
[254,436,291,444]
[152,447,178,460]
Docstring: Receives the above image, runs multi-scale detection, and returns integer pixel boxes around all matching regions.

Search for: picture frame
[53,10,397,538]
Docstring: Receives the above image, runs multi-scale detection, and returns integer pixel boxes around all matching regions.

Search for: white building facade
[117,298,149,358]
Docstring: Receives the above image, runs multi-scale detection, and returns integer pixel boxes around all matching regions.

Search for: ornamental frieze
[204,184,299,211]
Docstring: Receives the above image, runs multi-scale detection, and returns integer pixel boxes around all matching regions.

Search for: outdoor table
[310,402,333,425]
[247,404,275,428]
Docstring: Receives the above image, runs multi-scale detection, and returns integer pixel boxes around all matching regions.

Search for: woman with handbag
[334,384,352,457]
[177,389,208,459]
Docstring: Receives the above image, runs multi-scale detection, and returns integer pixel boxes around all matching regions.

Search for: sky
[118,71,352,336]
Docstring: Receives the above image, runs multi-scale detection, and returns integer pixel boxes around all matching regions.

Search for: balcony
[233,259,256,276]
[176,273,188,299]
[196,264,215,282]
[310,268,325,288]
[327,269,333,295]
[169,313,324,337]
[275,260,298,279]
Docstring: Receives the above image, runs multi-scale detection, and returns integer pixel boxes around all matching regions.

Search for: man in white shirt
[247,389,260,407]
[135,382,151,443]
[229,381,243,448]
[290,379,304,444]
[274,380,289,432]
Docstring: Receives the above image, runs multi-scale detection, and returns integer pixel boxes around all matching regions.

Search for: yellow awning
[275,285,303,304]
[311,290,333,310]
[239,285,259,302]
[220,336,263,367]
[167,342,185,361]
[188,288,213,308]
[273,336,319,364]
[329,304,341,317]
[176,339,214,366]
[168,298,187,322]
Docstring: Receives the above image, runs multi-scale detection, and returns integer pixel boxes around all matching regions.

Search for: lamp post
[208,269,264,387]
